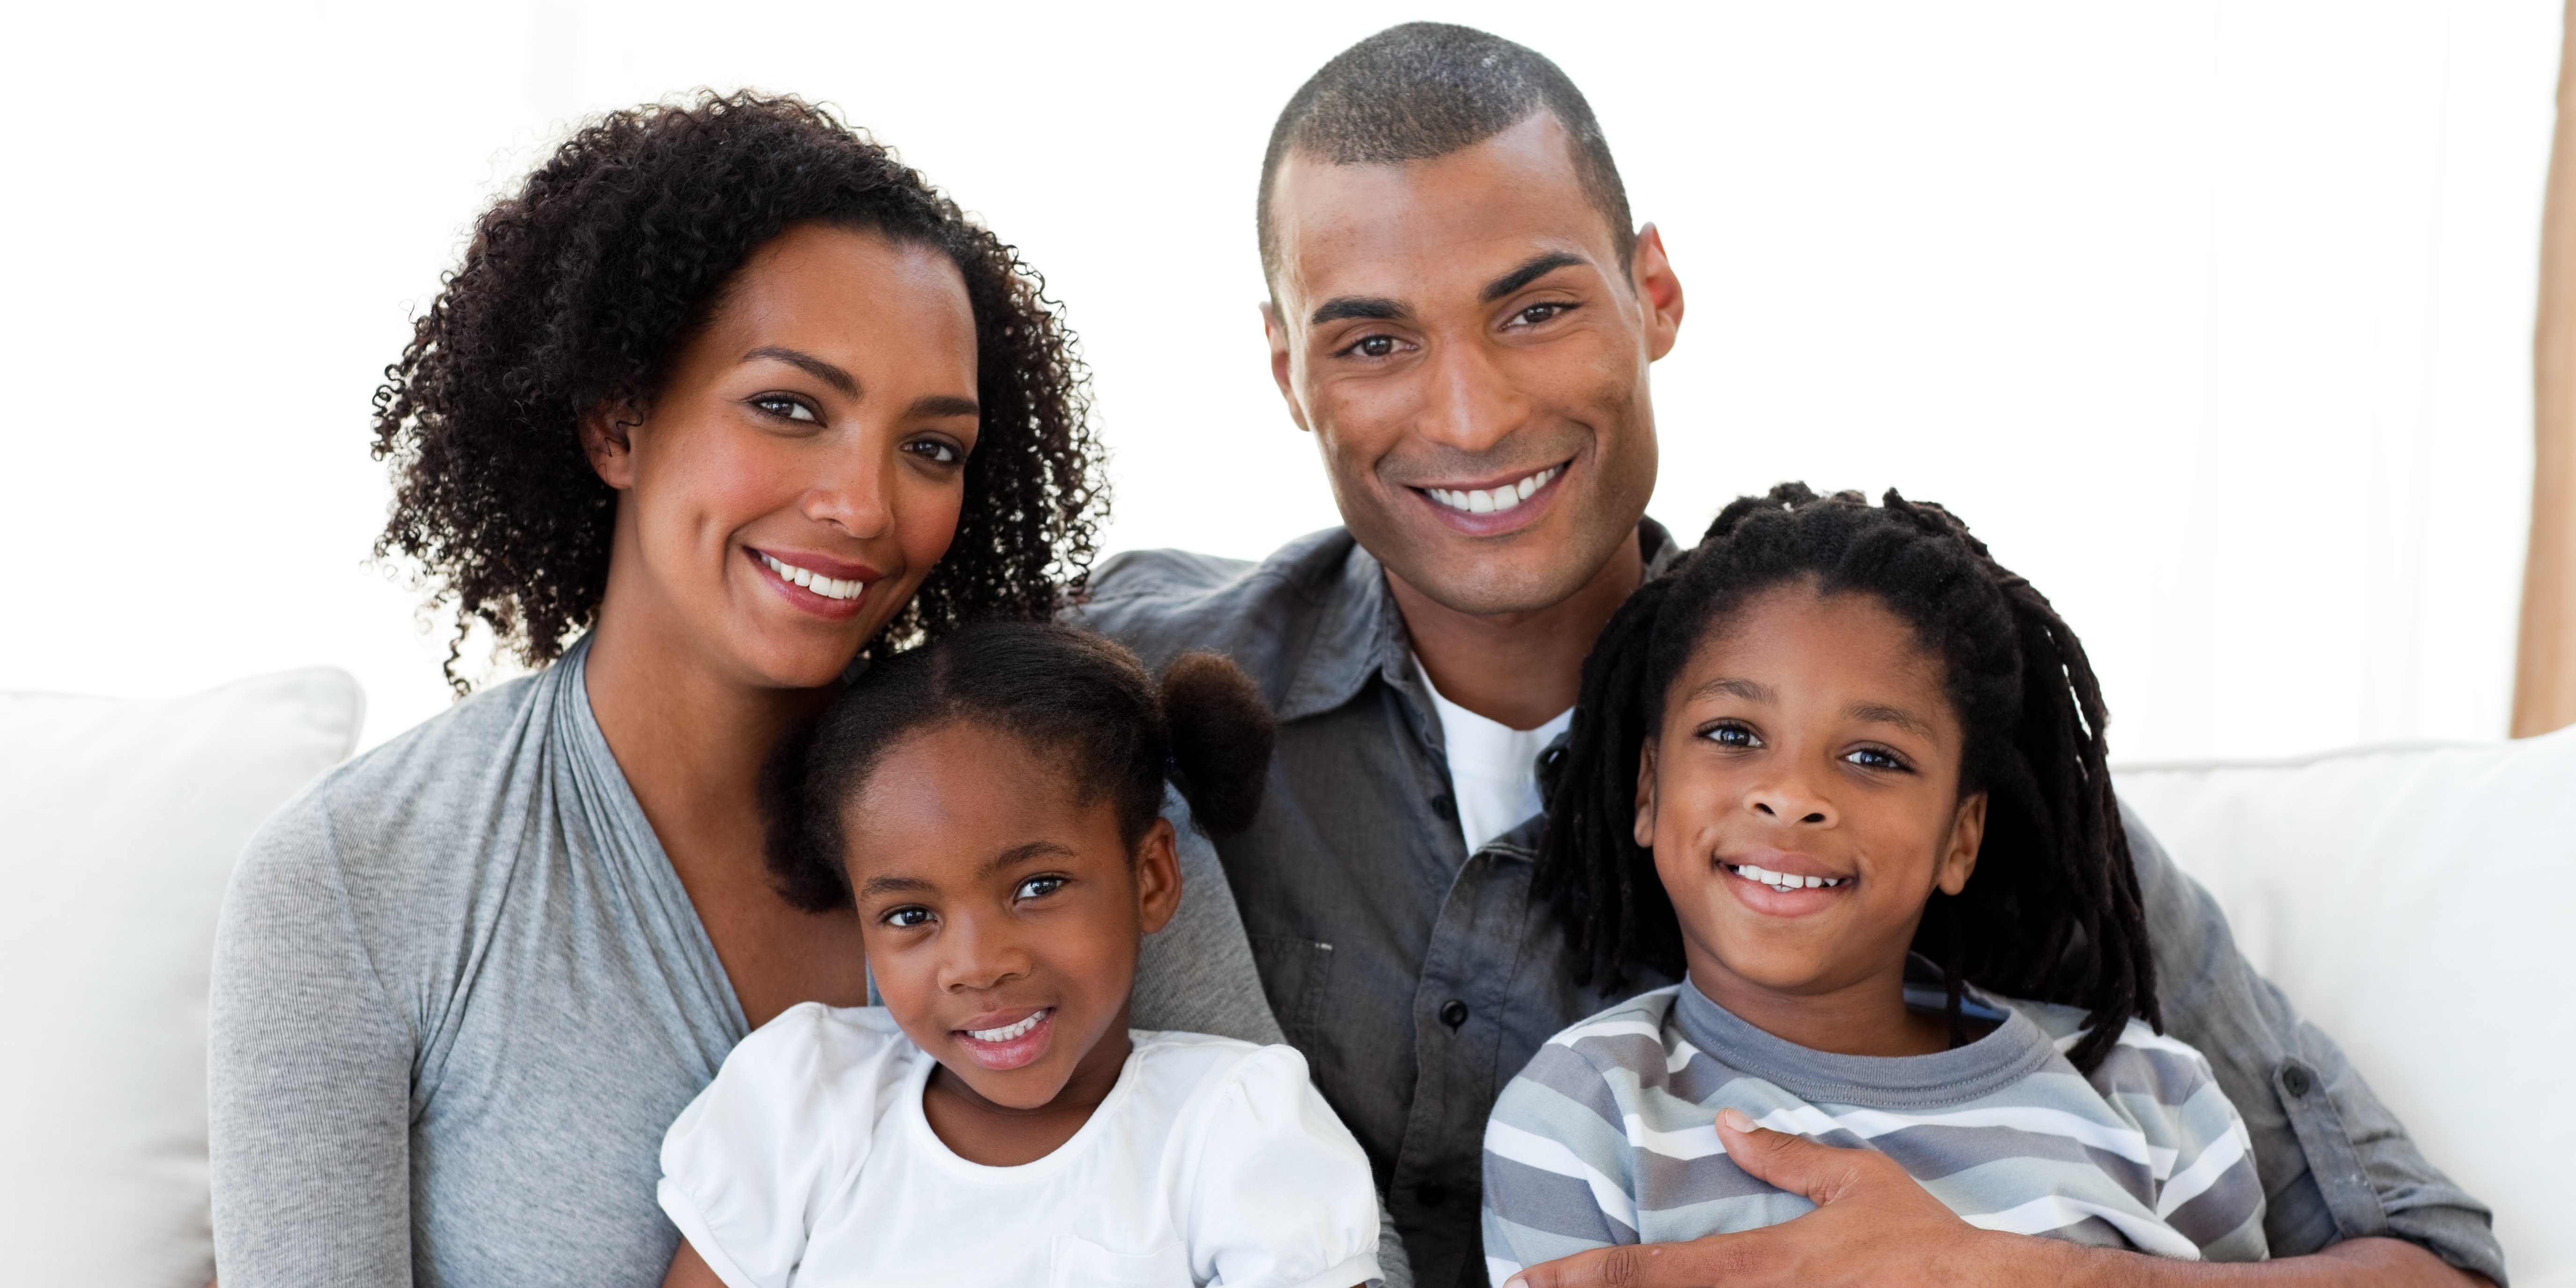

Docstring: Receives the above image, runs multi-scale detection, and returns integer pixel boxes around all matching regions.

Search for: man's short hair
[1257,22,1636,286]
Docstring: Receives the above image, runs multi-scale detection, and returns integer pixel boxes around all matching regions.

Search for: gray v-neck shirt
[206,639,1284,1287]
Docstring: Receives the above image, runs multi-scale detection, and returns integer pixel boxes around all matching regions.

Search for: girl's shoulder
[721,1002,922,1097]
[1123,1029,1307,1110]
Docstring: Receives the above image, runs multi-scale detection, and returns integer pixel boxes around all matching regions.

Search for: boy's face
[1636,584,1987,1013]
[841,721,1180,1111]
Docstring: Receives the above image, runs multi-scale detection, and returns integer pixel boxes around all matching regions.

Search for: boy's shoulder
[1995,998,2224,1105]
[1542,986,1689,1063]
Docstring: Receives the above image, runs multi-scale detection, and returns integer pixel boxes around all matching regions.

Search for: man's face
[1263,112,1683,617]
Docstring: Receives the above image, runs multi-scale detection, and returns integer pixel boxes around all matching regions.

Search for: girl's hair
[1536,483,2156,1072]
[371,92,1101,691]
[763,621,1277,913]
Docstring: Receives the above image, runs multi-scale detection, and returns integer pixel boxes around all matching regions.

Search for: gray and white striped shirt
[1481,970,2267,1282]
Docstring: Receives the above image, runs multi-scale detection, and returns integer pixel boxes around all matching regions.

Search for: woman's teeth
[1427,466,1560,515]
[1727,862,1848,892]
[760,552,866,602]
[965,1010,1048,1043]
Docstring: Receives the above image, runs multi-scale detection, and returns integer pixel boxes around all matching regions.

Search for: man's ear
[578,400,644,489]
[1630,223,1685,363]
[1632,741,1660,849]
[1934,791,1987,896]
[1258,301,1312,434]
[1133,816,1184,936]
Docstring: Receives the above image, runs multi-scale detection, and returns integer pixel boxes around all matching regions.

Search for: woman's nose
[805,445,896,540]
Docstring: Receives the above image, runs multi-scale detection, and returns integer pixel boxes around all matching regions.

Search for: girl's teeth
[1429,466,1558,514]
[966,1010,1048,1043]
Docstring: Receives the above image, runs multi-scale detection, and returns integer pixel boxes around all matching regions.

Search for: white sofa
[1,673,2564,1286]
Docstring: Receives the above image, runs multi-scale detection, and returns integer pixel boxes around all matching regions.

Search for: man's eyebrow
[978,839,1074,879]
[744,345,859,397]
[1847,702,1936,738]
[1481,251,1586,302]
[1690,677,1775,704]
[907,394,980,420]
[1310,295,1406,326]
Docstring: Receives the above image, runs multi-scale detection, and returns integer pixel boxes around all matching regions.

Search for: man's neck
[1388,526,1645,731]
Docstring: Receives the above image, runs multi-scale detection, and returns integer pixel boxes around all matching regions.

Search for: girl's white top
[658,1003,1383,1288]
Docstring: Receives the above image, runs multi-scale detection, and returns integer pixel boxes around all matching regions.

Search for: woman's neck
[1687,953,1959,1060]
[582,599,827,834]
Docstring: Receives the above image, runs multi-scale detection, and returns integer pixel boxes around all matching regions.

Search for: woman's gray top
[206,639,1291,1287]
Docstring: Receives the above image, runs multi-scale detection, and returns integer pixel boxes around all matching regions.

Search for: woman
[206,93,1280,1286]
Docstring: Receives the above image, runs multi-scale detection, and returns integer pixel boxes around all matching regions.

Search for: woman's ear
[1632,742,1660,849]
[578,400,643,488]
[1935,791,1988,896]
[1133,816,1184,935]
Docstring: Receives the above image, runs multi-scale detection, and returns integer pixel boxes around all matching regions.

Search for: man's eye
[1347,334,1399,359]
[1014,875,1067,901]
[1704,723,1762,749]
[1845,747,1908,772]
[753,395,820,423]
[904,438,962,464]
[883,906,932,929]
[1513,302,1568,327]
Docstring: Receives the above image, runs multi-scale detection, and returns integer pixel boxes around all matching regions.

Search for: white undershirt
[1417,658,1573,855]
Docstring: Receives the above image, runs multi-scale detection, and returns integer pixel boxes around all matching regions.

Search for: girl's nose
[937,921,1033,993]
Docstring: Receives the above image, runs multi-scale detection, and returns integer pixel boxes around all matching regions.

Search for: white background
[0,1,2556,758]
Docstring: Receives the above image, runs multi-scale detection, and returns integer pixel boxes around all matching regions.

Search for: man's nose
[1412,335,1531,456]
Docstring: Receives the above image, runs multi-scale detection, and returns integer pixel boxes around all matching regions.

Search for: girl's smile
[952,1006,1056,1071]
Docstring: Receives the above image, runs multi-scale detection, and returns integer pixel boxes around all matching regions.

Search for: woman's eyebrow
[908,394,980,419]
[743,344,859,396]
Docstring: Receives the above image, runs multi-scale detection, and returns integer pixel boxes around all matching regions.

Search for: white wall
[0,0,2554,759]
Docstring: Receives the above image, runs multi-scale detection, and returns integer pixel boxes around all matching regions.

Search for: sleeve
[657,1007,868,1288]
[1479,1044,1639,1288]
[2125,805,2506,1282]
[207,807,416,1287]
[2089,1025,2272,1262]
[1131,786,1288,1047]
[1181,1045,1383,1288]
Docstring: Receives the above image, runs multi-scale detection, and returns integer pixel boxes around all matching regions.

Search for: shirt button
[1416,1182,1450,1208]
[1439,999,1469,1029]
[2281,1062,2315,1098]
[1431,793,1456,823]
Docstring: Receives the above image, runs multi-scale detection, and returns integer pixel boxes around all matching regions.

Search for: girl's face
[841,721,1181,1111]
[1636,582,1988,1012]
[582,222,980,691]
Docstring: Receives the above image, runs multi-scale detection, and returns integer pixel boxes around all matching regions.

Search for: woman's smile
[748,546,880,620]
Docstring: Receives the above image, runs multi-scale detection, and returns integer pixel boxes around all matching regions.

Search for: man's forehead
[1266,114,1620,311]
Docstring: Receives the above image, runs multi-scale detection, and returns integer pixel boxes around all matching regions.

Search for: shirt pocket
[1247,934,1336,1040]
[1048,1234,1194,1288]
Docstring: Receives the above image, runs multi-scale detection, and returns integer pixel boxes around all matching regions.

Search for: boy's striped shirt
[1481,971,2267,1284]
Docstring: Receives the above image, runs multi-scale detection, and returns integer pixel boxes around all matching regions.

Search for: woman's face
[584,222,980,689]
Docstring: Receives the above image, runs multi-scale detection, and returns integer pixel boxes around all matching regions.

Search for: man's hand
[1505,1109,2490,1288]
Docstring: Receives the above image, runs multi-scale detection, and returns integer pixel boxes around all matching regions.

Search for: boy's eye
[883,905,932,929]
[1702,722,1762,750]
[1014,874,1068,901]
[1844,746,1909,772]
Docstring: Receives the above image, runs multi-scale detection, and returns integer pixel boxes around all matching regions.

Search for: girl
[657,621,1383,1288]
[1481,486,2268,1280]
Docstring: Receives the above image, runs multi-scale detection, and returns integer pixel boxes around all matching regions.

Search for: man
[1080,22,2503,1288]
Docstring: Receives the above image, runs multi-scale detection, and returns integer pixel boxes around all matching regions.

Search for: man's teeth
[1427,466,1560,515]
[965,1010,1048,1043]
[760,553,866,602]
[1727,862,1848,892]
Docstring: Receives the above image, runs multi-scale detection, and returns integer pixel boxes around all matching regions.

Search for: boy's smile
[1635,581,1988,1059]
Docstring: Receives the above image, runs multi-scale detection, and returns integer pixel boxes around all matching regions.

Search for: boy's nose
[1748,783,1836,826]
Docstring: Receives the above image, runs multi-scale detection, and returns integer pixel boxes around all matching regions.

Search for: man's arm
[1503,1112,2490,1288]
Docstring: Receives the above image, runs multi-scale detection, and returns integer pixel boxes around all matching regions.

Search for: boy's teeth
[1427,466,1558,514]
[966,1009,1048,1043]
[1727,862,1847,891]
[760,552,866,602]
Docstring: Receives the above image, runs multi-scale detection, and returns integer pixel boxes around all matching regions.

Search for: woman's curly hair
[372,91,1102,689]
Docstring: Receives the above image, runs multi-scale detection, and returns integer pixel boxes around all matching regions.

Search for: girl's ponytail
[1160,653,1277,836]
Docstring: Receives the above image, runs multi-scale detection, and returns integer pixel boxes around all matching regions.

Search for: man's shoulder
[1074,527,1363,677]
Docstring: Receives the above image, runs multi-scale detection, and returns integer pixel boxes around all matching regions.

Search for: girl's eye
[1844,746,1910,772]
[883,905,932,929]
[903,438,962,464]
[1013,874,1067,901]
[753,395,820,423]
[1703,722,1762,750]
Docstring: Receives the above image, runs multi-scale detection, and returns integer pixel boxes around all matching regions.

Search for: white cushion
[2117,726,2576,1287]
[0,669,362,1288]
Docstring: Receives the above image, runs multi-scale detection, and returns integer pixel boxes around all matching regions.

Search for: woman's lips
[952,1007,1055,1071]
[747,547,874,621]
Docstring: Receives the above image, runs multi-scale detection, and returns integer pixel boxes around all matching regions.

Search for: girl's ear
[1935,791,1988,896]
[1632,742,1660,849]
[1133,816,1184,935]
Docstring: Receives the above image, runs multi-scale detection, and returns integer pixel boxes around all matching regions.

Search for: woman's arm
[207,811,416,1284]
[1503,1114,2491,1288]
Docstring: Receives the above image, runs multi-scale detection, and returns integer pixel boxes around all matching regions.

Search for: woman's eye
[1844,747,1909,772]
[1014,875,1067,901]
[903,438,962,464]
[753,395,820,423]
[883,905,932,929]
[1703,723,1762,750]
